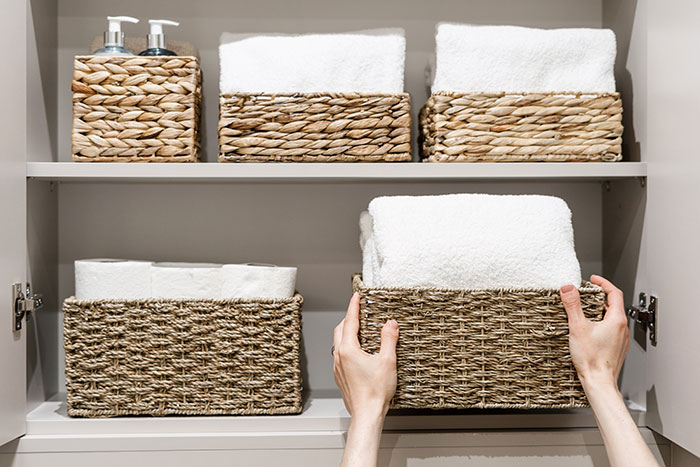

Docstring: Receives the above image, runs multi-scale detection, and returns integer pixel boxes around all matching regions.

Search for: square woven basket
[218,93,412,162]
[63,294,303,417]
[353,275,604,409]
[419,91,623,162]
[72,55,202,162]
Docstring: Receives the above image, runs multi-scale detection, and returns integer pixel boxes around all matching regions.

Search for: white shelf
[26,162,647,183]
[25,396,646,437]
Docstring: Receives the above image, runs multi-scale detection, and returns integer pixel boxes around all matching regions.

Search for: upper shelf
[26,162,647,183]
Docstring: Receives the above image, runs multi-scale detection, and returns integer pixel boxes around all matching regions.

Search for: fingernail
[387,319,398,329]
[560,284,575,293]
[352,292,359,299]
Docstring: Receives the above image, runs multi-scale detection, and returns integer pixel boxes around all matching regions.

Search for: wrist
[350,403,387,430]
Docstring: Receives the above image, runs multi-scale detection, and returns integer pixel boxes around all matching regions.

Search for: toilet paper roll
[151,263,223,299]
[75,259,152,300]
[221,263,297,299]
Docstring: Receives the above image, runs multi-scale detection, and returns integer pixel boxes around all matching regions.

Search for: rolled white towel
[219,29,405,94]
[430,23,616,94]
[151,263,222,299]
[221,264,297,299]
[74,259,152,300]
[361,194,582,290]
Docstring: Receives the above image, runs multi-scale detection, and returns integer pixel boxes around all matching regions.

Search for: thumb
[379,319,399,359]
[560,284,585,329]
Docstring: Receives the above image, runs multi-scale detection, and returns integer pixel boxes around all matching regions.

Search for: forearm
[341,413,385,467]
[583,381,658,467]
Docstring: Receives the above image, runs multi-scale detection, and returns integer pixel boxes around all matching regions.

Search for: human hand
[560,274,630,391]
[333,292,399,421]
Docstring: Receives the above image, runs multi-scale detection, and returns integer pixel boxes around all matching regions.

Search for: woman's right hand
[560,274,630,391]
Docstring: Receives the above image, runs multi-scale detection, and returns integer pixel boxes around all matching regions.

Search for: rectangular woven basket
[353,275,604,409]
[419,91,623,162]
[63,295,303,417]
[218,93,412,162]
[72,55,202,162]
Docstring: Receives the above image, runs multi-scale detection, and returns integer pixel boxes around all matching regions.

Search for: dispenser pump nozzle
[104,16,139,47]
[147,19,179,50]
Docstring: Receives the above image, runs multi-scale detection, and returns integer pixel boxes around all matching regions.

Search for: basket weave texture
[419,91,623,162]
[63,295,303,417]
[72,56,201,162]
[353,275,604,409]
[218,93,412,162]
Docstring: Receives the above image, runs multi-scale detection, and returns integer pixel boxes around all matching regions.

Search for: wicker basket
[353,275,604,409]
[419,91,623,162]
[72,55,202,162]
[218,93,412,162]
[63,295,303,417]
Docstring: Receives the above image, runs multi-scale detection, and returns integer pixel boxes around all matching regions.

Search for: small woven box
[218,93,412,162]
[63,295,303,417]
[353,275,604,409]
[419,92,623,162]
[72,55,202,162]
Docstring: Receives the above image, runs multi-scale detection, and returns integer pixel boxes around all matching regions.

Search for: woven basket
[72,55,202,162]
[353,275,604,409]
[218,93,412,162]
[419,91,623,162]
[63,295,303,417]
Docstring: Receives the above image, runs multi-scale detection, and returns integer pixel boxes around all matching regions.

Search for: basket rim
[428,90,620,98]
[74,54,200,61]
[63,292,303,306]
[220,91,410,99]
[352,274,602,294]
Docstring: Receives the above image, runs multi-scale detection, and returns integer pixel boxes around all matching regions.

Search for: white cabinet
[1,0,699,465]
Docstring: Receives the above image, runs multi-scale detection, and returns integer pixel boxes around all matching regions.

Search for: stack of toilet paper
[219,29,406,94]
[74,259,296,300]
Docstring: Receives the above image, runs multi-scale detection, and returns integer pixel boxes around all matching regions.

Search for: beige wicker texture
[353,275,605,409]
[72,56,201,162]
[420,92,623,162]
[218,93,412,162]
[63,295,303,417]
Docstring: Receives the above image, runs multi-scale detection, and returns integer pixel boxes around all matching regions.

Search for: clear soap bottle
[94,16,139,56]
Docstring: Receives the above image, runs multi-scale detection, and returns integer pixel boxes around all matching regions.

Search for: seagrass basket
[72,55,202,162]
[218,93,412,162]
[419,92,623,162]
[353,275,605,409]
[63,294,303,417]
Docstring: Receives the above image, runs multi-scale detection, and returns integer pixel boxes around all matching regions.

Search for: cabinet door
[646,0,700,458]
[0,0,27,447]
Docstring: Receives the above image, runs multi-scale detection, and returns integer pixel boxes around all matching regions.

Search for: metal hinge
[12,283,43,331]
[626,292,657,346]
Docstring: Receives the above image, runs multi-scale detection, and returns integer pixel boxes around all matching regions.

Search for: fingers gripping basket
[353,275,605,409]
[63,295,303,417]
[218,93,412,162]
[72,55,202,162]
[419,92,623,162]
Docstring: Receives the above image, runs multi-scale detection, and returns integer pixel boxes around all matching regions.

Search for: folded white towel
[219,29,405,94]
[221,263,297,299]
[151,263,223,299]
[430,23,616,93]
[361,194,582,290]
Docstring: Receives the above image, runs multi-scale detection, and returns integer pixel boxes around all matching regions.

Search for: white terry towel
[429,23,616,94]
[360,194,582,290]
[219,29,405,94]
[151,263,223,299]
[221,263,297,299]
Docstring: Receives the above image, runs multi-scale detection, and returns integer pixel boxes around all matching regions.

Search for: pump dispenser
[94,16,139,56]
[139,19,179,56]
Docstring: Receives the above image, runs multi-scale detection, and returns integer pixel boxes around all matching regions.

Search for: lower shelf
[25,394,646,436]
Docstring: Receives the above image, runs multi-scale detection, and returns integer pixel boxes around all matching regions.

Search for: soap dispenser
[94,16,139,56]
[139,19,179,56]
